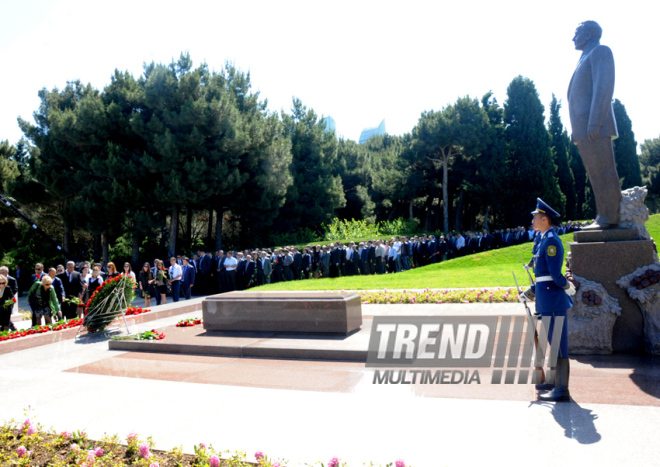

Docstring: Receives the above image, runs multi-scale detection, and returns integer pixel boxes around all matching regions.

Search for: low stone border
[0,298,204,355]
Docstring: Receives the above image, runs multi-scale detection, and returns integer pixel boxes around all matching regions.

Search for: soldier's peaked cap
[531,198,560,219]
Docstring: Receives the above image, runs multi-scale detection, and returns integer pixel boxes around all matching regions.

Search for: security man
[520,198,576,402]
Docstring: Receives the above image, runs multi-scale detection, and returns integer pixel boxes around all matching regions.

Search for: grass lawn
[254,214,660,291]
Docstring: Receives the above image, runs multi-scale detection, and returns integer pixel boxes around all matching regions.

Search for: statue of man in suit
[568,21,621,230]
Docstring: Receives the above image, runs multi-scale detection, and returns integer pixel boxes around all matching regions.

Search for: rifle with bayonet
[513,271,545,385]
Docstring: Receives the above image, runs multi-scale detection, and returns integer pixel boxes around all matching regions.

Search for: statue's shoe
[580,222,618,231]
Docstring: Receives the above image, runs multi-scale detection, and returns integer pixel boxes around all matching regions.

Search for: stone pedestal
[202,291,362,334]
[569,233,655,351]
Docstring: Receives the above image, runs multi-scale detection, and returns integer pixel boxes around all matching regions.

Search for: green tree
[0,140,19,191]
[640,136,660,212]
[612,99,642,189]
[275,98,345,235]
[335,138,376,222]
[548,95,577,220]
[503,76,563,226]
[411,96,489,232]
[17,81,101,256]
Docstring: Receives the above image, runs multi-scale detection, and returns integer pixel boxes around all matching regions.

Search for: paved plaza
[1,298,659,466]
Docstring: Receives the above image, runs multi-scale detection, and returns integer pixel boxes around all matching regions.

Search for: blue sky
[1,0,658,148]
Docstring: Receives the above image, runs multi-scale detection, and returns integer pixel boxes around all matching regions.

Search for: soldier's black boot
[535,368,554,391]
[539,358,570,402]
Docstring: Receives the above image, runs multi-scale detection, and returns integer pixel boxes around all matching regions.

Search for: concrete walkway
[1,300,659,467]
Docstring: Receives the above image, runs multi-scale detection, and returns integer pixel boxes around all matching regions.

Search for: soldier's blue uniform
[530,225,573,358]
[527,198,573,402]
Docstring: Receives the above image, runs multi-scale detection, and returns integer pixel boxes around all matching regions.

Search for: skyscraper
[359,119,386,144]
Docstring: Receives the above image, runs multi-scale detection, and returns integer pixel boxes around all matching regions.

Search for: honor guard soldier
[519,198,576,402]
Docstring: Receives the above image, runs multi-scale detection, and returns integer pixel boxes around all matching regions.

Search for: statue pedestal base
[569,233,655,352]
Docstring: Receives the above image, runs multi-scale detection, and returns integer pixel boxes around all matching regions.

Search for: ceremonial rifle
[519,253,534,287]
[513,271,545,384]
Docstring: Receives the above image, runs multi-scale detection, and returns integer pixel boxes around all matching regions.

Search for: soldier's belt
[536,275,553,282]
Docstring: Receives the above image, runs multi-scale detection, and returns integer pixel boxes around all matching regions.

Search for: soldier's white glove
[523,263,532,272]
[518,288,535,303]
[564,281,576,296]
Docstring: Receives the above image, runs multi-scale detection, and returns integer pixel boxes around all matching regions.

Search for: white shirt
[455,236,465,249]
[169,264,182,281]
[224,257,238,271]
[392,241,402,258]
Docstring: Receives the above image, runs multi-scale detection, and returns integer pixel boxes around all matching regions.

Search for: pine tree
[503,76,563,226]
[612,99,642,189]
[275,98,345,235]
[548,95,577,219]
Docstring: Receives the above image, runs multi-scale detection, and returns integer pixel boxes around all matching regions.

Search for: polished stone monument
[202,291,362,334]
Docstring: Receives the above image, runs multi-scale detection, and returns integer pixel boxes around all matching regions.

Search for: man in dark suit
[197,250,211,295]
[32,263,46,284]
[181,257,196,300]
[57,261,83,320]
[244,255,256,289]
[329,243,341,278]
[257,251,272,285]
[367,241,376,274]
[214,251,226,293]
[292,247,302,280]
[568,21,620,230]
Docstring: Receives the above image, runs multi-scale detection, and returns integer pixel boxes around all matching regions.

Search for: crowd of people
[0,220,586,330]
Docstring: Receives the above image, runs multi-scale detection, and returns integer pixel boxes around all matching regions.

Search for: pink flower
[71,443,80,452]
[396,460,406,467]
[27,425,36,435]
[86,452,96,464]
[139,443,150,459]
[150,463,160,467]
[199,443,207,449]
[94,447,103,457]
[17,445,27,457]
[437,300,442,304]
[127,432,138,441]
[328,457,340,467]
[60,431,73,439]
[255,451,265,460]
[210,455,220,467]
[23,418,31,427]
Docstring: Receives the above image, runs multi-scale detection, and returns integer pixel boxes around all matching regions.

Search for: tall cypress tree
[567,133,588,220]
[503,76,563,226]
[613,99,642,189]
[548,95,577,219]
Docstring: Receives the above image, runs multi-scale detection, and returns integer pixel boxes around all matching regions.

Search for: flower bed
[0,417,411,466]
[0,319,83,342]
[359,287,519,304]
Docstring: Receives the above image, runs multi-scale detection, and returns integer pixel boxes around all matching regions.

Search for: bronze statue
[567,21,621,230]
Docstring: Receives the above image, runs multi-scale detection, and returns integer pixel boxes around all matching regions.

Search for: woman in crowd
[88,268,103,294]
[138,262,154,308]
[106,262,120,279]
[123,263,136,281]
[26,275,60,326]
[0,274,15,331]
[153,259,168,306]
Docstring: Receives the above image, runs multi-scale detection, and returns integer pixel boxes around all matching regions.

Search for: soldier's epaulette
[547,232,554,238]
